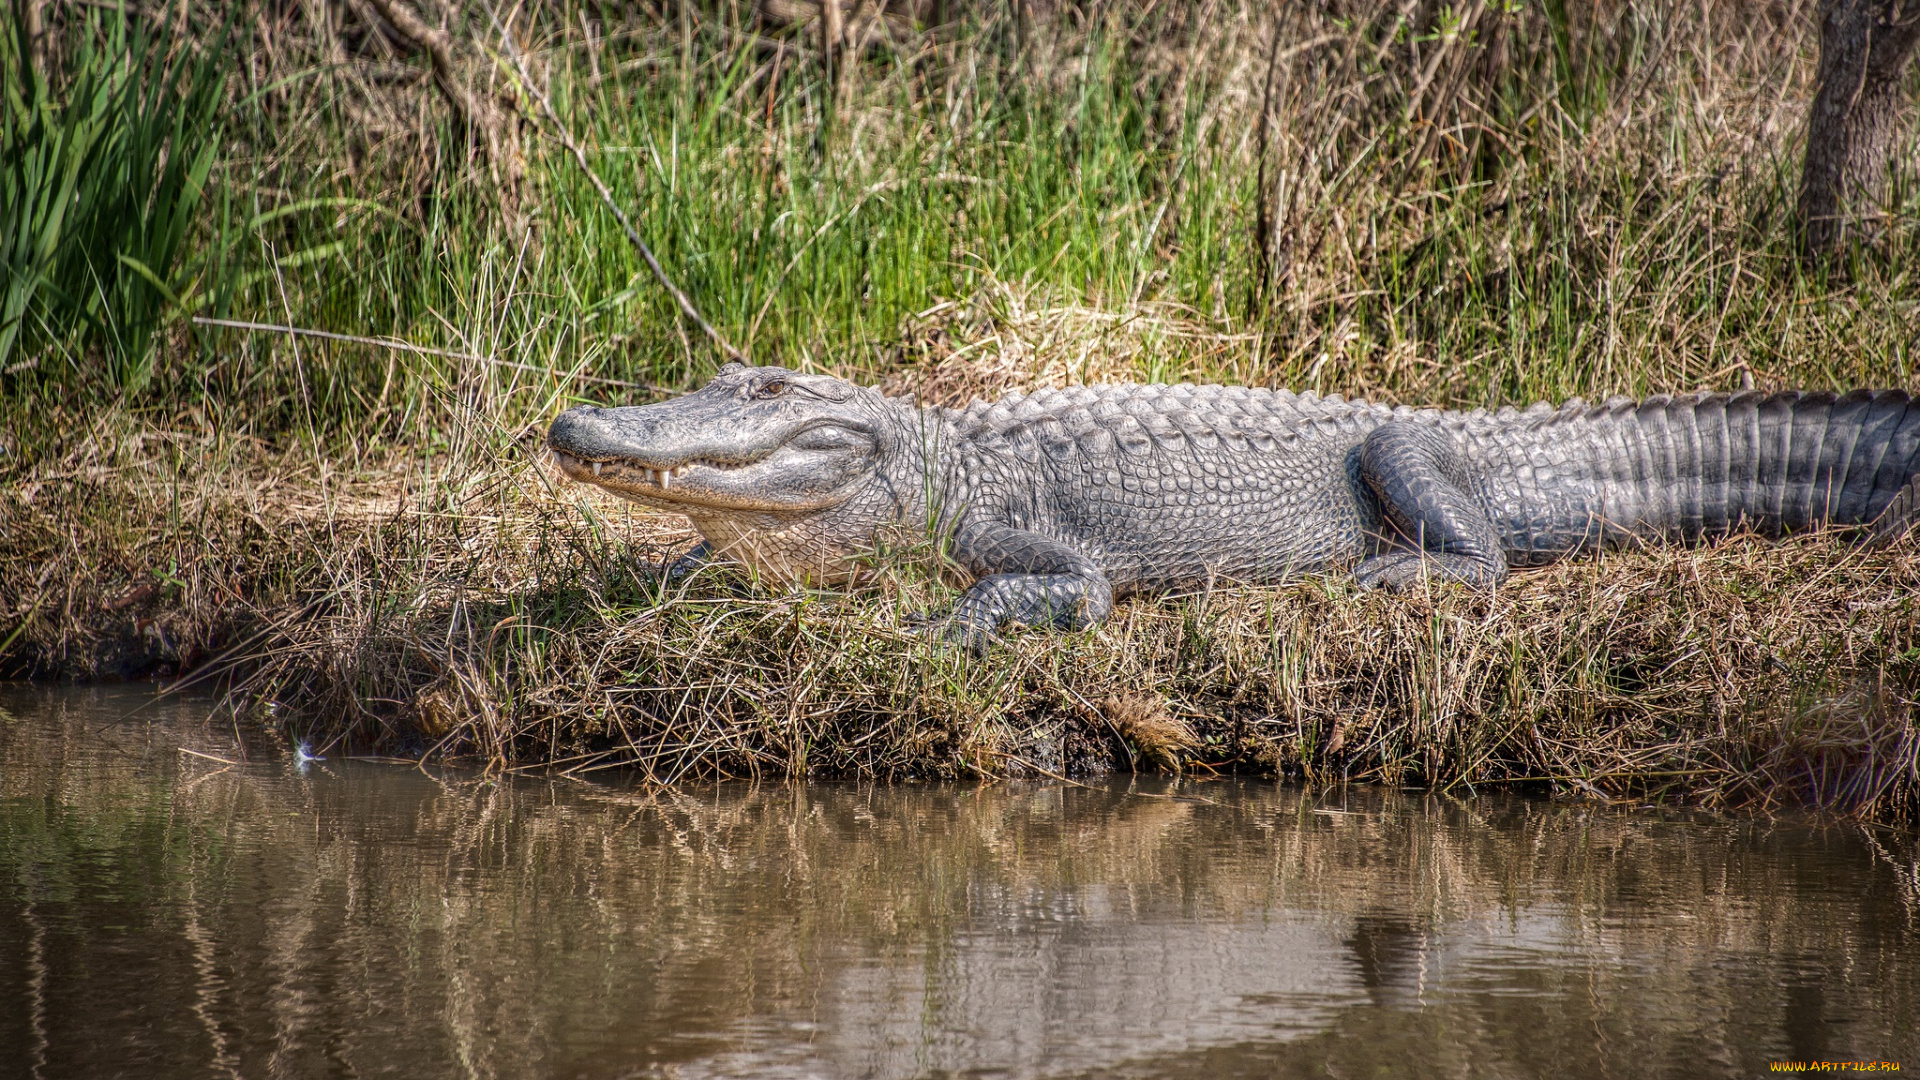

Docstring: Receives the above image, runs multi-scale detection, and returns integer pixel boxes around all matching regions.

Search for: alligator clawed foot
[657,541,713,583]
[1354,552,1502,593]
[905,614,996,656]
[1353,552,1428,592]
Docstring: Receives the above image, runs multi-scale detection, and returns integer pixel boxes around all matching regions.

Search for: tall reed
[0,7,225,387]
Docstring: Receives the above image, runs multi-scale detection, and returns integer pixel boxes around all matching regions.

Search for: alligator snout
[547,405,602,453]
[548,404,641,462]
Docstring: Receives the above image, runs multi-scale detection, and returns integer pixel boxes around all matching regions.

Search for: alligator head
[547,362,921,582]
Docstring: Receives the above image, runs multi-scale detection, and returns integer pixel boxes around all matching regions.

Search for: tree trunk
[1798,0,1920,259]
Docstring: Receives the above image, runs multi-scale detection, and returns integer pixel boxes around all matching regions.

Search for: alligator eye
[755,379,789,399]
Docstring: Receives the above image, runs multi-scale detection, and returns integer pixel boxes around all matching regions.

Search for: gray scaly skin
[548,363,1920,651]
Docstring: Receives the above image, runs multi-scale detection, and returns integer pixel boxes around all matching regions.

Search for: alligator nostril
[548,406,601,449]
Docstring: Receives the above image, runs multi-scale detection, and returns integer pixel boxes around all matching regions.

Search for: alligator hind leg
[1353,421,1508,591]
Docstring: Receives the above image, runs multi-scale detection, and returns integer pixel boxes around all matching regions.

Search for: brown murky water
[2,685,1917,1079]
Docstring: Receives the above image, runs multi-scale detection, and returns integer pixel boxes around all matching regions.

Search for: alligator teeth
[660,468,671,491]
[592,461,602,477]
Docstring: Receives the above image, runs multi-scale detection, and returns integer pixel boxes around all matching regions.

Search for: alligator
[548,363,1920,650]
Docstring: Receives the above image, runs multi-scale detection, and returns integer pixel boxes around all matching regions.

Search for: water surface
[2,685,1917,1079]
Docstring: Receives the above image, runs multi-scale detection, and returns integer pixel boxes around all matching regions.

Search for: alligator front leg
[1354,420,1509,591]
[931,522,1115,654]
[662,539,712,580]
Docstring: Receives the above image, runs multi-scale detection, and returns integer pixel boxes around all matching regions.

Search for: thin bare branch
[190,317,665,392]
[365,0,523,188]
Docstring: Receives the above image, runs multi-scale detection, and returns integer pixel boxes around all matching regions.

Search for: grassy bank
[7,414,1920,820]
[2,2,1918,819]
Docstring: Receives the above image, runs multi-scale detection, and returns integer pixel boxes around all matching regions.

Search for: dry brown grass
[1103,693,1203,773]
[881,282,1264,406]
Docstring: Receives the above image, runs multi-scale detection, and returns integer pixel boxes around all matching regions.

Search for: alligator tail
[1630,390,1920,541]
